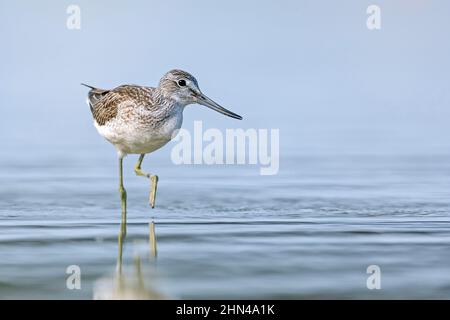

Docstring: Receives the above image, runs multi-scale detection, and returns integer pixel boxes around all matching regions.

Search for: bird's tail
[81,83,97,90]
[81,83,110,113]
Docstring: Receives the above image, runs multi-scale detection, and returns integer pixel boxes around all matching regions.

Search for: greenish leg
[134,154,159,209]
[117,156,127,274]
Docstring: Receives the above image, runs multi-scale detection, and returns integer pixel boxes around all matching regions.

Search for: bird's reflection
[93,221,165,300]
[117,218,126,274]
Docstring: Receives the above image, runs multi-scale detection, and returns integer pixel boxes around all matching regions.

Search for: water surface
[1,146,450,299]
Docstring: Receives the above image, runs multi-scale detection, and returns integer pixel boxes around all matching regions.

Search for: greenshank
[82,69,242,248]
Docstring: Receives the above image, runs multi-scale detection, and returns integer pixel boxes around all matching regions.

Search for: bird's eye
[178,80,187,87]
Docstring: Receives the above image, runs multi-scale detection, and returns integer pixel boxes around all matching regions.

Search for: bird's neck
[152,88,187,114]
[154,87,190,110]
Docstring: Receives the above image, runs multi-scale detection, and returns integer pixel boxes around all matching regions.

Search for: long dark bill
[197,94,243,120]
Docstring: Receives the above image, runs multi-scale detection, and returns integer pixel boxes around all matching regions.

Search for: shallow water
[1,146,450,299]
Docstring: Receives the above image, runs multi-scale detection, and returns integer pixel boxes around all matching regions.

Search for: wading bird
[82,69,242,248]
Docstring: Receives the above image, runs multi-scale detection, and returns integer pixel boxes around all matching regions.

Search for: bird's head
[158,69,242,120]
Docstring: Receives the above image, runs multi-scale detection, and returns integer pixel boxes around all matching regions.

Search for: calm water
[1,146,450,299]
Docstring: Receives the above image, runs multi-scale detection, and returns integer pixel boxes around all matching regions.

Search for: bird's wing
[86,85,152,126]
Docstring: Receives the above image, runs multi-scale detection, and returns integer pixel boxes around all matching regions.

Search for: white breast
[95,107,184,156]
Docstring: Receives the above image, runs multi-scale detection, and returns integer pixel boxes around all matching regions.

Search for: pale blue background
[1,0,449,157]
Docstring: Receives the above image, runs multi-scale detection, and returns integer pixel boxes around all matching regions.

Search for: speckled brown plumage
[84,85,153,126]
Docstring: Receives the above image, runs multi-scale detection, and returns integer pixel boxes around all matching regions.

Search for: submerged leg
[134,154,159,208]
[117,156,127,273]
